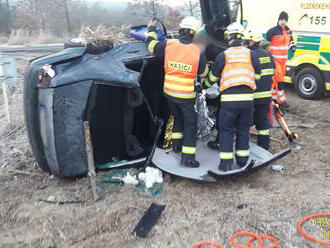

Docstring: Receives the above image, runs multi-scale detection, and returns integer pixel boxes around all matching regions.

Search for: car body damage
[47,42,149,88]
[24,43,161,177]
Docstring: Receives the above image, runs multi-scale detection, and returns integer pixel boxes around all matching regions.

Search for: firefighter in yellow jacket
[204,23,261,171]
[145,17,209,168]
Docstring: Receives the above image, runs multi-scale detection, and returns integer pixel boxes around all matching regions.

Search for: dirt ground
[0,51,330,248]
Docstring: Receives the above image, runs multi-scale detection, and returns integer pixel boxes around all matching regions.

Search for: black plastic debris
[237,204,248,209]
[133,203,166,237]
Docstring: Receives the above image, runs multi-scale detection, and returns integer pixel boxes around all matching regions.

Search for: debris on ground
[98,168,138,187]
[237,203,248,209]
[271,165,284,172]
[83,121,99,202]
[120,172,139,185]
[138,167,163,189]
[39,198,83,205]
[136,181,163,199]
[133,203,166,237]
[293,145,302,151]
[47,195,56,202]
[98,167,163,198]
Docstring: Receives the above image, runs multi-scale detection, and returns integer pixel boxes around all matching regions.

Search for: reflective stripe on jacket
[220,46,256,92]
[269,27,291,63]
[164,39,200,99]
[253,47,275,104]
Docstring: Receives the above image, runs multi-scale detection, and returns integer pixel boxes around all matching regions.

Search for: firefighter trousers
[219,107,253,165]
[168,100,198,160]
[254,104,271,150]
[272,62,287,104]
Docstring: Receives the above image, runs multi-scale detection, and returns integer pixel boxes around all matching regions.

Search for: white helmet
[179,16,201,33]
[244,29,264,43]
[225,22,245,36]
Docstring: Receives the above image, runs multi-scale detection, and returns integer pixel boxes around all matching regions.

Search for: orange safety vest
[269,27,291,64]
[220,46,256,92]
[164,39,200,99]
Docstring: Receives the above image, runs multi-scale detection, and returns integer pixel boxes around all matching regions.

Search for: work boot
[218,162,231,172]
[207,140,220,150]
[237,162,247,168]
[181,158,200,168]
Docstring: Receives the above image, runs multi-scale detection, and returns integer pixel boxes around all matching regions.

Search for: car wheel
[294,67,324,100]
[24,68,51,172]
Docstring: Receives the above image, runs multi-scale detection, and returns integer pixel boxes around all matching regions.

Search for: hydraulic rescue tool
[272,101,299,146]
[130,18,166,41]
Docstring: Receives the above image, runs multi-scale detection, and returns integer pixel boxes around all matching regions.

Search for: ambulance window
[228,0,240,23]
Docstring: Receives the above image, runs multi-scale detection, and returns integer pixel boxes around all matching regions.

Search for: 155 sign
[299,14,327,25]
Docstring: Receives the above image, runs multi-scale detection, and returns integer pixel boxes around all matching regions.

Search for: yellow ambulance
[239,0,330,99]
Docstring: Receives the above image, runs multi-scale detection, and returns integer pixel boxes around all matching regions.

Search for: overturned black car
[24,0,290,181]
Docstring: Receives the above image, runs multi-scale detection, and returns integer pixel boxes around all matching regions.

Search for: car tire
[24,69,51,173]
[294,67,324,100]
[64,39,113,54]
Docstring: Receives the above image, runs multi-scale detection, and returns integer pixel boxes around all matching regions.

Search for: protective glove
[195,82,203,93]
[200,77,213,90]
[289,41,296,53]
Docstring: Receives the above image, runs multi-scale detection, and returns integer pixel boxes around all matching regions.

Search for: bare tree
[11,0,166,38]
[14,0,41,33]
[128,0,166,19]
[15,0,63,33]
[183,0,200,17]
[63,0,72,35]
[165,7,183,30]
[0,0,14,34]
[14,0,78,36]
